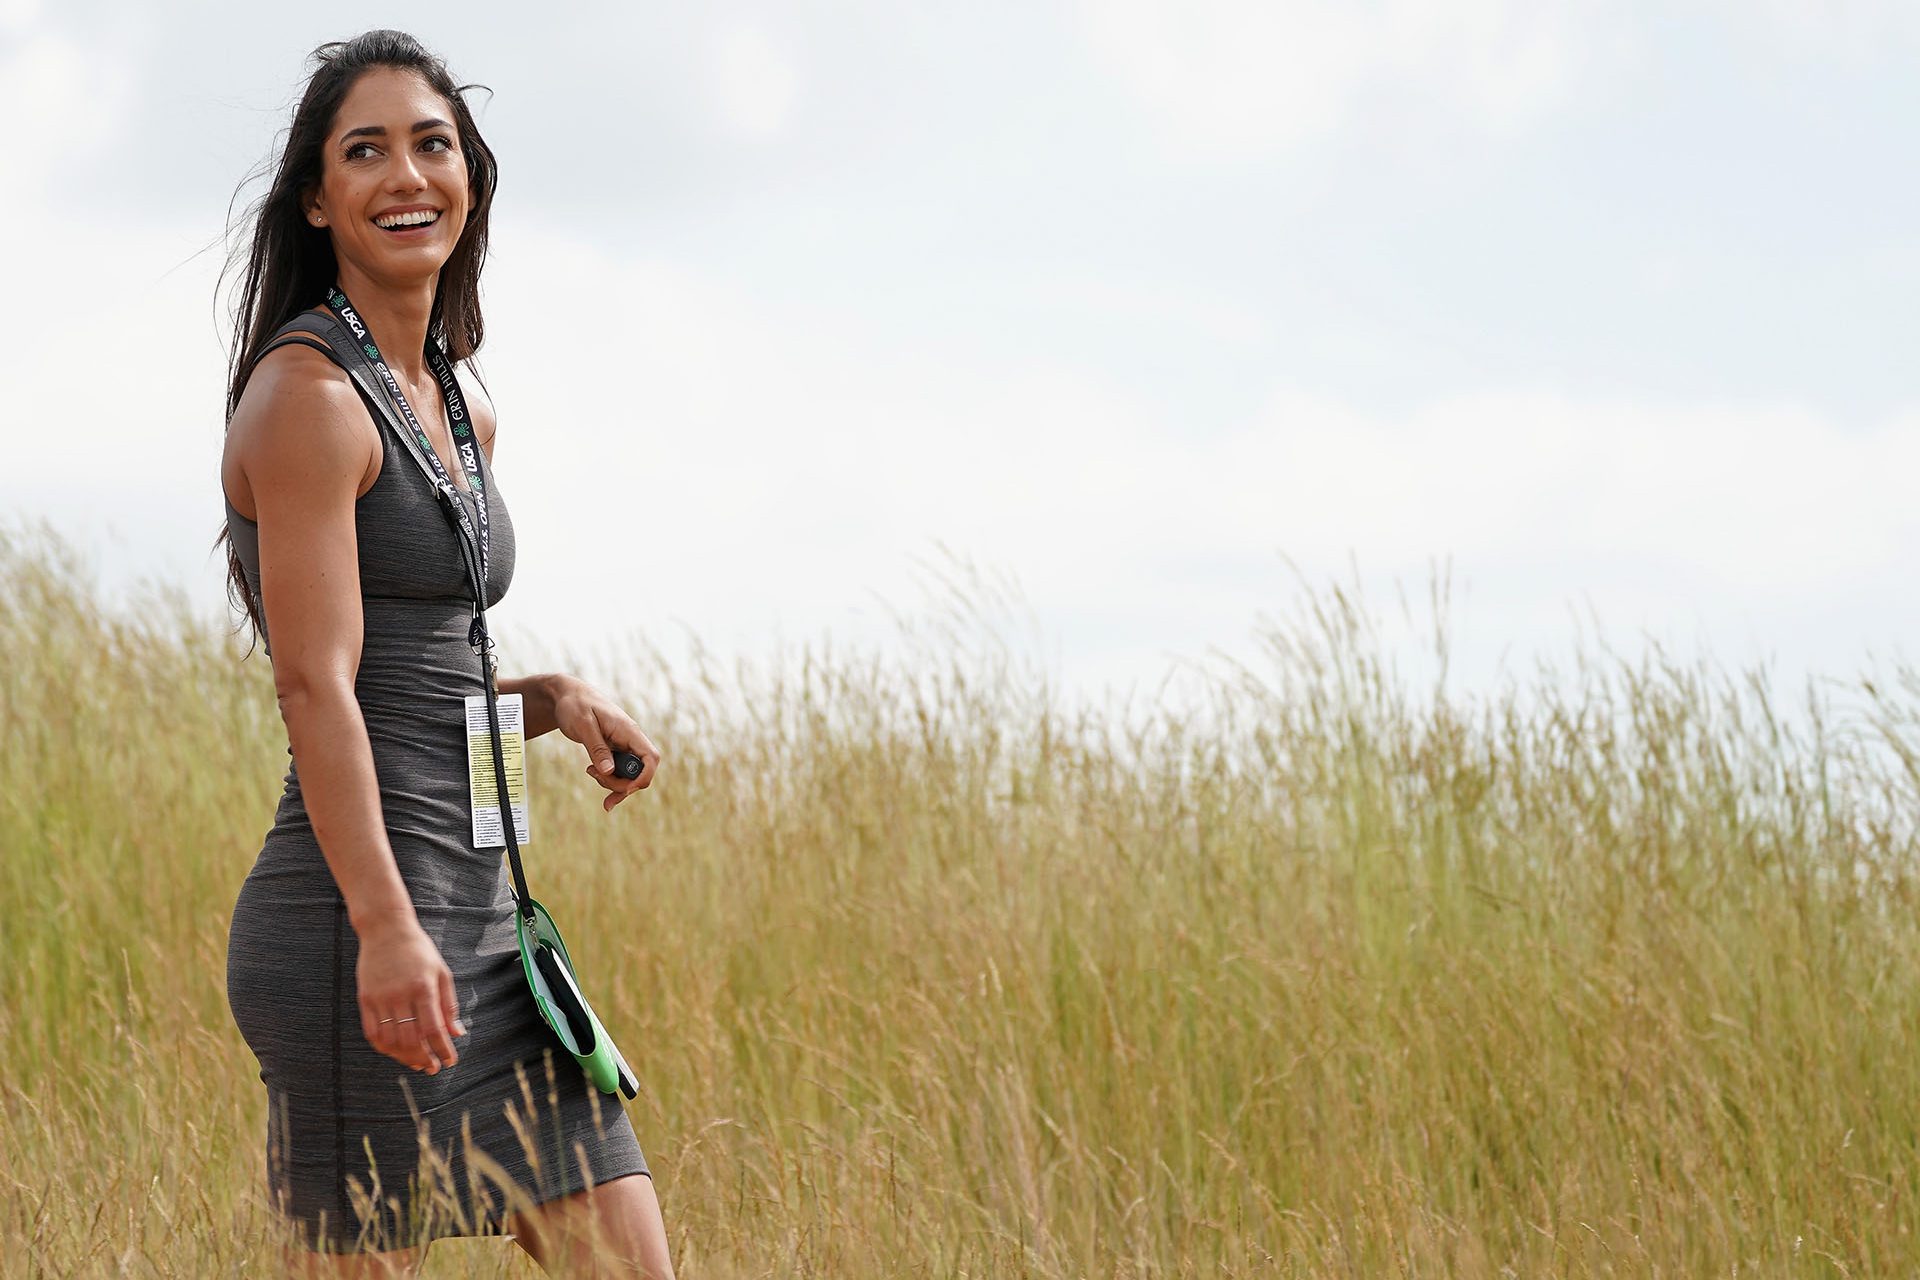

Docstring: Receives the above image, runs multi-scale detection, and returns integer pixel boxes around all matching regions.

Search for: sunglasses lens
[533,942,597,1053]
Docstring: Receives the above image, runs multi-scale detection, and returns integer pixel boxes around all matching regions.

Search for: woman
[215,30,676,1277]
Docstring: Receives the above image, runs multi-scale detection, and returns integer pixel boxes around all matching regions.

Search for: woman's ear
[302,187,327,228]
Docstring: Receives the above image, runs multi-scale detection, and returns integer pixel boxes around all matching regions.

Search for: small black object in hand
[611,751,643,780]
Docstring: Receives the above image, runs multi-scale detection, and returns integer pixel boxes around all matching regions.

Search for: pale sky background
[4,0,1918,722]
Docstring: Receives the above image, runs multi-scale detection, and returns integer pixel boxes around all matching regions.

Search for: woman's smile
[371,204,444,238]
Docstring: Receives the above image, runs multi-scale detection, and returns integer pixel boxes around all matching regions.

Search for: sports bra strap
[259,334,341,363]
[258,312,346,368]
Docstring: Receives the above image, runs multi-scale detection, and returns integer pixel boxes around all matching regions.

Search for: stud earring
[313,213,326,226]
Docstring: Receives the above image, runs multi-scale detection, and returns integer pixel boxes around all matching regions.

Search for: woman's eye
[343,137,452,161]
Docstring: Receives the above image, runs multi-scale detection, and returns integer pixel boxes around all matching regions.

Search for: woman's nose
[388,149,427,190]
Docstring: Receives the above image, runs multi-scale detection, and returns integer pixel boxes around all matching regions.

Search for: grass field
[5,518,1920,1277]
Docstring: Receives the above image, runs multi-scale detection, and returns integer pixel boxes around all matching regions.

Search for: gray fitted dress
[223,314,648,1252]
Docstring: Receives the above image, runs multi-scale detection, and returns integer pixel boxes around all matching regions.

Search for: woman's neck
[332,263,437,385]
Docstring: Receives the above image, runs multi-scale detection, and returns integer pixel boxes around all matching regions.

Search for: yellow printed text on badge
[465,692,529,848]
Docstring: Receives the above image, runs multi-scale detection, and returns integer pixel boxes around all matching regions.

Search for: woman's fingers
[625,745,661,789]
[554,681,663,803]
[391,1020,441,1073]
[582,720,660,810]
[579,707,617,780]
[365,1003,402,1052]
[439,966,467,1040]
[364,1001,453,1073]
[414,993,459,1070]
[360,1001,385,1047]
[354,931,465,1073]
[603,722,659,787]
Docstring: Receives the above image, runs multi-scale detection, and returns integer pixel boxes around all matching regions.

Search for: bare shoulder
[454,363,498,454]
[222,336,380,520]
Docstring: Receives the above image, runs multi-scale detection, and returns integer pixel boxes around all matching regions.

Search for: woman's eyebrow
[340,117,454,142]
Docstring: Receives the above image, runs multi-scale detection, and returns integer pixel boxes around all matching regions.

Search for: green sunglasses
[516,898,639,1099]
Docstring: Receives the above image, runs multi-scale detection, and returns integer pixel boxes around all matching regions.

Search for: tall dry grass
[5,517,1920,1276]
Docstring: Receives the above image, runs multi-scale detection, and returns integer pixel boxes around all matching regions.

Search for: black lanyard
[324,286,492,645]
[319,285,534,917]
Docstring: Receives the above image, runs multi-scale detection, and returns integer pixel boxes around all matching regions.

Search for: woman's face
[306,66,471,284]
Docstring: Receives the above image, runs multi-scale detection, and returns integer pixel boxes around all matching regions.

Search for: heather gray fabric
[223,319,648,1252]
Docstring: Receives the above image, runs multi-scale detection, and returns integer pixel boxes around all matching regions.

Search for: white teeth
[375,210,440,229]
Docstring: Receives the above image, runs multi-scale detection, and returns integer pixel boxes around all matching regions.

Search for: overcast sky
[4,0,1917,719]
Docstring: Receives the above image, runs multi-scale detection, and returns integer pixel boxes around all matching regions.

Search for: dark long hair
[213,30,498,652]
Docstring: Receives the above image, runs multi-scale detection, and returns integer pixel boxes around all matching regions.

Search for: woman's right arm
[236,350,463,1075]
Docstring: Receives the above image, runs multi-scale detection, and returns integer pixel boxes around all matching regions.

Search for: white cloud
[1721,0,1920,56]
[1075,0,1920,159]
[1072,0,1604,156]
[0,26,133,200]
[1212,389,1920,591]
[709,17,800,140]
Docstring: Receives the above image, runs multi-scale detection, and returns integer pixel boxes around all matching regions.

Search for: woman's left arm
[496,673,571,740]
[498,672,661,810]
[468,373,659,809]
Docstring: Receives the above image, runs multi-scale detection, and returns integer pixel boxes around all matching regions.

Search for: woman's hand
[549,676,662,811]
[355,913,465,1074]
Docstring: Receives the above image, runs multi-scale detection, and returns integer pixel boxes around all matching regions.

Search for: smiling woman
[210,30,674,1278]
